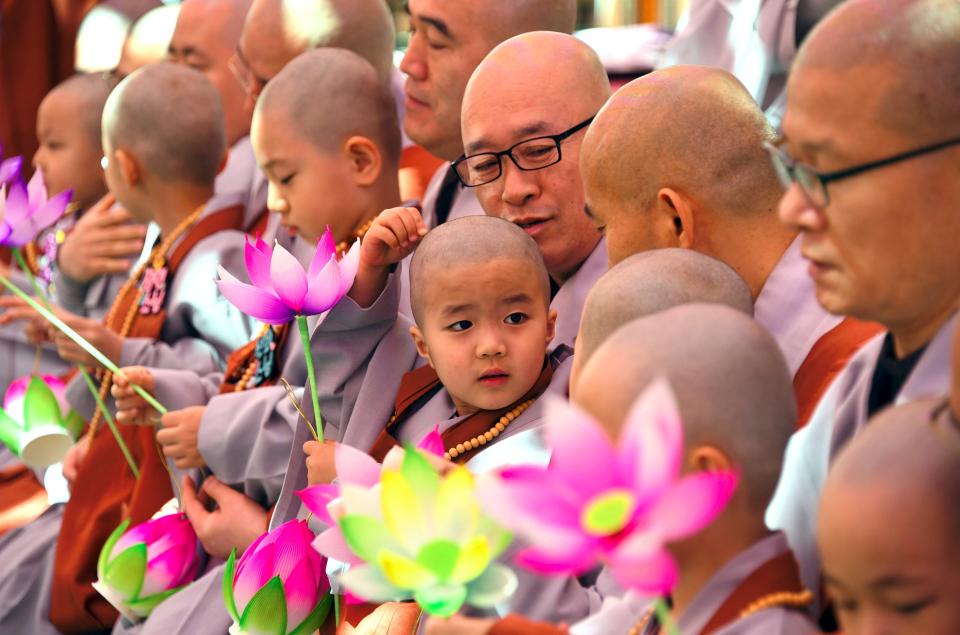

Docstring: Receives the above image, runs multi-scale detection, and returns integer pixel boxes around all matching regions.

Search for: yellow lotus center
[581,489,636,536]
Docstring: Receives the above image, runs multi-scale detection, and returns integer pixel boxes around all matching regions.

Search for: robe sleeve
[147,368,224,412]
[51,269,91,316]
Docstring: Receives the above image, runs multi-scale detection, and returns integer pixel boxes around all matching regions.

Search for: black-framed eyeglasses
[452,116,595,187]
[764,136,960,208]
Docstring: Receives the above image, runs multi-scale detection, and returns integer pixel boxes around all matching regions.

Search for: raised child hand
[349,207,428,308]
[112,367,159,425]
[304,439,338,486]
[156,406,207,469]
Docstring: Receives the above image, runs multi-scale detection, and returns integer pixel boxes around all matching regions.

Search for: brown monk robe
[50,205,244,632]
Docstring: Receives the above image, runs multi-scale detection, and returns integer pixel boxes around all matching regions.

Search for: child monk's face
[819,482,960,635]
[33,88,105,209]
[252,107,359,244]
[411,256,556,416]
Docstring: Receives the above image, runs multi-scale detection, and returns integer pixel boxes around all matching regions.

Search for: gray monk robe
[567,532,819,635]
[767,310,958,601]
[0,202,256,635]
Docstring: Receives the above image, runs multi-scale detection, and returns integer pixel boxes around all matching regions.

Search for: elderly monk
[764,0,960,601]
[0,63,255,635]
[818,399,960,635]
[580,64,881,425]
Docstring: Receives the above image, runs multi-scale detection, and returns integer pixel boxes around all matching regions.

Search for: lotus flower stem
[653,598,680,635]
[296,315,322,442]
[0,274,167,415]
[79,365,139,479]
[11,248,49,306]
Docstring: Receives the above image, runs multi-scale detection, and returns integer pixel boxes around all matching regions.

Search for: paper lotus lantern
[0,375,84,469]
[93,513,201,621]
[223,519,332,635]
[477,380,738,594]
[314,447,517,618]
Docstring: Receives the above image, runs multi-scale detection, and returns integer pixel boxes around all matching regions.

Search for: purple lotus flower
[0,145,22,186]
[478,380,738,594]
[223,519,332,635]
[93,513,201,620]
[216,227,359,325]
[0,166,72,248]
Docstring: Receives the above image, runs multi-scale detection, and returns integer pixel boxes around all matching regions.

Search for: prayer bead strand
[444,398,535,461]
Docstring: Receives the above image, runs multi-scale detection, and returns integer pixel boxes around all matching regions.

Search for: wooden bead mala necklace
[444,398,535,461]
[86,205,205,437]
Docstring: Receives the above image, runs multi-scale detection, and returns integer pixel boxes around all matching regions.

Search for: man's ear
[344,136,382,187]
[687,444,732,473]
[409,325,435,368]
[655,187,697,249]
[115,148,142,189]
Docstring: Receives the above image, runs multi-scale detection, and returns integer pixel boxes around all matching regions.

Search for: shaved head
[50,74,115,146]
[576,305,796,509]
[256,48,400,167]
[242,0,395,85]
[582,65,780,229]
[409,216,550,326]
[479,1,577,42]
[116,4,181,78]
[104,62,225,185]
[575,249,753,376]
[795,0,960,142]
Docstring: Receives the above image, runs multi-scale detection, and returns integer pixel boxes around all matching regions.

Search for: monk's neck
[149,185,213,239]
[888,294,960,358]
[714,225,796,301]
[669,520,770,619]
[347,180,402,241]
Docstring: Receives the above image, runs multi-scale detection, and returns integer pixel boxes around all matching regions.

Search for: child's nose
[476,329,507,358]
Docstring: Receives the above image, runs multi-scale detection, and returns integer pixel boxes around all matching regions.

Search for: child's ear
[409,325,435,368]
[115,149,141,188]
[655,187,696,249]
[687,445,731,474]
[344,136,382,187]
[545,308,558,346]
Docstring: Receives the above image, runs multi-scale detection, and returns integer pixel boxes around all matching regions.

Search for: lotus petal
[312,527,361,565]
[339,514,395,564]
[238,576,287,635]
[382,469,428,554]
[296,484,339,525]
[301,257,344,315]
[336,240,361,296]
[647,471,738,541]
[544,397,619,498]
[244,236,274,291]
[335,443,381,488]
[448,536,491,584]
[621,379,683,495]
[0,156,21,184]
[26,169,47,209]
[417,425,445,457]
[608,549,678,595]
[141,543,191,597]
[414,582,467,618]
[281,557,320,630]
[217,267,294,324]
[465,563,518,607]
[104,544,147,601]
[269,244,308,311]
[514,537,599,575]
[308,228,336,280]
[339,565,409,603]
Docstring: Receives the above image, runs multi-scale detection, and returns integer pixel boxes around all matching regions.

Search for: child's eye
[504,312,527,325]
[448,320,472,332]
[893,598,935,615]
[278,173,295,186]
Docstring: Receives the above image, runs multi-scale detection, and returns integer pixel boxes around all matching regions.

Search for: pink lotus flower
[0,145,22,185]
[216,227,359,325]
[0,166,72,248]
[478,379,737,594]
[223,519,332,635]
[93,513,201,620]
[4,374,68,416]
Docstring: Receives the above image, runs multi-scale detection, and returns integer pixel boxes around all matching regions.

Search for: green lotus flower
[317,447,518,618]
[0,375,83,468]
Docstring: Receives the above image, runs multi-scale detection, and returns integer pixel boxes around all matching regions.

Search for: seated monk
[0,62,256,634]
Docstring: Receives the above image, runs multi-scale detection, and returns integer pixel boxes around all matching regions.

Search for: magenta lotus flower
[216,227,359,325]
[0,145,22,185]
[477,379,738,594]
[223,519,332,635]
[93,513,201,621]
[0,166,72,247]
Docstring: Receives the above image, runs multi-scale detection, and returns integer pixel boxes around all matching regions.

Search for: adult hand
[48,309,123,366]
[62,435,92,487]
[57,194,147,283]
[424,616,497,635]
[0,296,49,343]
[111,367,160,425]
[181,475,268,559]
[156,406,206,469]
[303,439,338,486]
[349,207,428,307]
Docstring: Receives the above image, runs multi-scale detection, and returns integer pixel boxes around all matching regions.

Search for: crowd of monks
[0,0,957,633]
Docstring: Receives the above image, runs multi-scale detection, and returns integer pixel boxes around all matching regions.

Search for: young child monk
[0,62,256,634]
[817,400,960,635]
[102,49,408,635]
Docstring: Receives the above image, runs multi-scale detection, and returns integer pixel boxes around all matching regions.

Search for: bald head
[582,65,780,230]
[242,0,395,84]
[576,249,753,372]
[796,0,960,141]
[50,74,115,147]
[104,62,225,185]
[409,216,550,327]
[116,4,180,78]
[576,305,796,509]
[256,48,400,166]
[480,1,577,42]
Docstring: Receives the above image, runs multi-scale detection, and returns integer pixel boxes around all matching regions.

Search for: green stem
[0,271,167,415]
[79,366,140,479]
[333,591,340,631]
[296,315,322,442]
[11,248,49,305]
[653,597,679,635]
